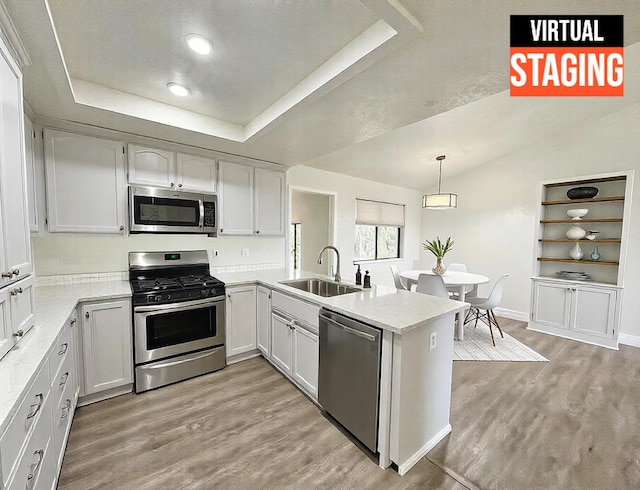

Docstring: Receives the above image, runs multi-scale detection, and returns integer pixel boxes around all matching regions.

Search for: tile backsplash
[34,271,129,286]
[34,262,286,286]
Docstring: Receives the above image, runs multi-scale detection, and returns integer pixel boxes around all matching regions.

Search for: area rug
[453,324,549,362]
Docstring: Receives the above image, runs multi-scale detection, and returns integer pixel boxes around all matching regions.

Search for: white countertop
[215,269,467,334]
[0,280,131,436]
[0,270,465,436]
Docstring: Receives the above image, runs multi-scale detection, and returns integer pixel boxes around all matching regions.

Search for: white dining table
[399,269,490,340]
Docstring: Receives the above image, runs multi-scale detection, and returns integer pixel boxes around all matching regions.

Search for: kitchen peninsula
[216,269,467,475]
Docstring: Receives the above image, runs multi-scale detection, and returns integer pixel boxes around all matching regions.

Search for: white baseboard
[494,307,529,323]
[618,333,640,348]
[397,424,452,476]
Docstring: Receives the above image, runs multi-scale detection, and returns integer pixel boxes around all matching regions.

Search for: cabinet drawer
[6,393,53,490]
[272,291,320,330]
[52,367,77,473]
[50,340,75,409]
[48,324,72,390]
[0,363,51,485]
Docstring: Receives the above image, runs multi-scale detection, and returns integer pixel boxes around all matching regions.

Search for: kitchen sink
[279,278,361,297]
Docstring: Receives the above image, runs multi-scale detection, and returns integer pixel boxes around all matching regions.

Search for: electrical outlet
[429,332,437,350]
[241,248,249,257]
[213,250,219,257]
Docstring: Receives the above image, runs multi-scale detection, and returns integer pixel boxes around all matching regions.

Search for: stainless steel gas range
[129,250,226,393]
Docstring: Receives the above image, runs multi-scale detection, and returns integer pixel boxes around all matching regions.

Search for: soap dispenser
[355,264,362,285]
[363,270,371,288]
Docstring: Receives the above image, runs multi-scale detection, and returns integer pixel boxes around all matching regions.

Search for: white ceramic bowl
[567,208,588,220]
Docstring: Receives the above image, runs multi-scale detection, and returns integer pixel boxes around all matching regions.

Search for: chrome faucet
[317,246,341,282]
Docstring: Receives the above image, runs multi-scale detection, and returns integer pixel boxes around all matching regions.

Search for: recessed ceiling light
[186,33,213,55]
[167,83,191,97]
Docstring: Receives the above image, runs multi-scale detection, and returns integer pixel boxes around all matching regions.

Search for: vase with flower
[422,236,454,275]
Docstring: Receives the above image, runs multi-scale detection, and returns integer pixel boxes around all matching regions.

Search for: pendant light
[422,155,457,209]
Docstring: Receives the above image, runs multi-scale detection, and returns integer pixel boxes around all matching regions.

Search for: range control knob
[166,294,171,301]
[201,289,210,297]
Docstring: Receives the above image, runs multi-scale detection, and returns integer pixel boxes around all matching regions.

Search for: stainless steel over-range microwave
[129,186,217,235]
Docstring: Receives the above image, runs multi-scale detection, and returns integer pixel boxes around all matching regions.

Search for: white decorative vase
[569,242,584,260]
[567,208,589,220]
[566,224,587,240]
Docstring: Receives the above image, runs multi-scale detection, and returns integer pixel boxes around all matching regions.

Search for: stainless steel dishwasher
[318,309,382,453]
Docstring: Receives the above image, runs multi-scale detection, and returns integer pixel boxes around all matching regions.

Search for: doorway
[290,189,334,275]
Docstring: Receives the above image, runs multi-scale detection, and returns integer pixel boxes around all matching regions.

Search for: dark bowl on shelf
[567,186,599,199]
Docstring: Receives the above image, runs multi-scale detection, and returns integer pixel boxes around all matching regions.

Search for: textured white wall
[287,166,423,287]
[420,103,640,338]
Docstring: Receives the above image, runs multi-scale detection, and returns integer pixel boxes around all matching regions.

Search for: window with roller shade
[354,199,404,261]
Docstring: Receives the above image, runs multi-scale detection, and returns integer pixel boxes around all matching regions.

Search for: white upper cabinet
[127,145,175,188]
[218,161,254,235]
[176,153,217,193]
[0,40,32,284]
[43,129,127,234]
[218,161,285,236]
[128,144,217,193]
[23,115,39,232]
[254,168,285,236]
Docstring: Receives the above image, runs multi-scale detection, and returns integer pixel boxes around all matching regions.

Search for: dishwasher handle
[319,314,377,342]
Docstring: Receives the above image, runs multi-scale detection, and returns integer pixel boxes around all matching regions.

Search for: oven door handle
[134,296,224,313]
[141,349,220,369]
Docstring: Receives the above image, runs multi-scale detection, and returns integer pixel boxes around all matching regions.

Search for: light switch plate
[241,248,249,257]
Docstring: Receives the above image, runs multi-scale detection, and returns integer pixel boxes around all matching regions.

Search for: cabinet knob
[178,183,183,188]
[10,287,23,296]
[119,225,125,231]
[85,312,90,319]
[170,182,175,187]
[70,318,76,326]
[13,329,24,338]
[220,228,223,233]
[256,230,260,234]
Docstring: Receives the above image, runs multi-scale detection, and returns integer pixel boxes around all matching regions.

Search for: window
[354,199,404,261]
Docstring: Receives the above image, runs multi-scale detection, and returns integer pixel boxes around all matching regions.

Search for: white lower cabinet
[225,285,257,358]
[256,286,271,357]
[0,318,77,490]
[0,275,35,360]
[530,279,620,349]
[271,311,293,373]
[0,287,12,359]
[292,322,319,398]
[79,299,133,395]
[49,316,79,482]
[270,291,319,400]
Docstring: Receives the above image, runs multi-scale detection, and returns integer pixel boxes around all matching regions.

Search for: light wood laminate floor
[58,319,640,489]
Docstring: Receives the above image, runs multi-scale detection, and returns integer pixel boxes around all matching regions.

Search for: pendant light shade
[423,155,457,210]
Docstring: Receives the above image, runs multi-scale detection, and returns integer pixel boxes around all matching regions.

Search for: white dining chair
[464,274,509,346]
[390,265,408,290]
[416,274,449,298]
[447,263,467,272]
[445,263,477,299]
